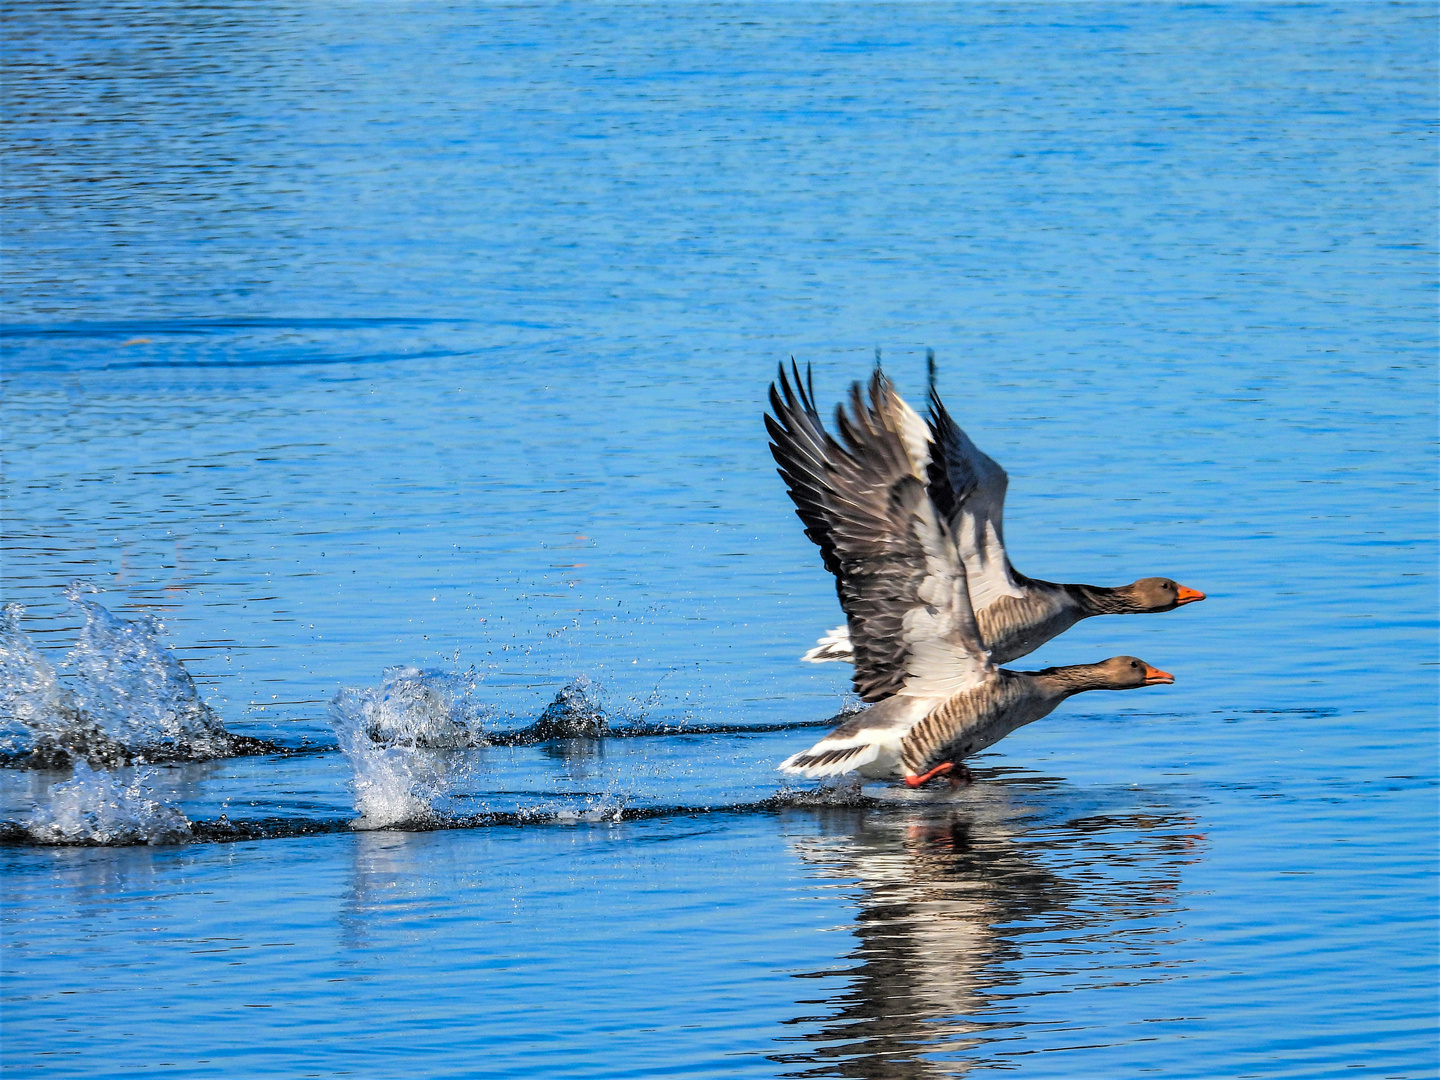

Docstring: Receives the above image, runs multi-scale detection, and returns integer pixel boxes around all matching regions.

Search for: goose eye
[1130,661,1138,668]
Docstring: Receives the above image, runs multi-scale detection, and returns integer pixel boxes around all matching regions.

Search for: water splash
[530,674,608,740]
[328,671,636,828]
[62,585,236,758]
[0,602,118,766]
[329,667,482,828]
[20,762,193,845]
[0,589,250,767]
[344,666,494,748]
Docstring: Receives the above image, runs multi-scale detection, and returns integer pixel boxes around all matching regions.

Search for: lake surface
[2,2,1436,1076]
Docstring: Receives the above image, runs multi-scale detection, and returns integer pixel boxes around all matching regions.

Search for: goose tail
[778,737,881,778]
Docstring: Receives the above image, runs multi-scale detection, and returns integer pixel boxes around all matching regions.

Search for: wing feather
[926,378,1025,612]
[768,364,991,704]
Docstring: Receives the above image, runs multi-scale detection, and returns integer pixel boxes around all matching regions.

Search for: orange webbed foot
[904,762,955,788]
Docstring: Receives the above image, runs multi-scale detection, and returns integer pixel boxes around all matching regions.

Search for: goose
[766,359,1204,670]
[767,366,1176,786]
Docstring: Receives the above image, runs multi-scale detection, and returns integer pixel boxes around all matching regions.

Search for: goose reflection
[775,779,1201,1078]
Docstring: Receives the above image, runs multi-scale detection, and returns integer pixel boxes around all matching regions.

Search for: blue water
[2,2,1436,1076]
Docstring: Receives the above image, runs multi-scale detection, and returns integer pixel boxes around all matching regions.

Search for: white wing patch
[958,508,1025,612]
[927,390,1025,615]
[801,625,853,663]
[897,501,993,702]
[886,392,932,481]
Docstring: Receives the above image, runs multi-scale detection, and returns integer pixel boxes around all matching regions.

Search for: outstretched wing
[764,363,846,580]
[926,375,1025,612]
[767,364,991,704]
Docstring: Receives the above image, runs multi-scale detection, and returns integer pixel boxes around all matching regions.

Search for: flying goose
[767,359,1203,670]
[766,366,1176,785]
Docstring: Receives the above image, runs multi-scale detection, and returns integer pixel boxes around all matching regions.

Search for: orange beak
[1143,665,1175,685]
[1174,585,1206,606]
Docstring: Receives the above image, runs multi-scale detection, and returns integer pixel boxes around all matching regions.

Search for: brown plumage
[769,362,1183,785]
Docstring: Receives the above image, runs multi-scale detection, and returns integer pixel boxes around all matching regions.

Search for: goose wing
[767,364,991,704]
[925,378,1026,612]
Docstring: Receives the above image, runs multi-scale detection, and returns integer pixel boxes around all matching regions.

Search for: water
[2,1,1435,1075]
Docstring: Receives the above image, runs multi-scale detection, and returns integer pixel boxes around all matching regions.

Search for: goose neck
[1067,583,1136,616]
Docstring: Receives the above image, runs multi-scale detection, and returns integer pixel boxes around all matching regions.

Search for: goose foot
[904,761,956,788]
[903,761,973,789]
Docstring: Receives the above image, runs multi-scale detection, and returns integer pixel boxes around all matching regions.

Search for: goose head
[1120,577,1206,613]
[1093,655,1176,689]
[1031,656,1176,694]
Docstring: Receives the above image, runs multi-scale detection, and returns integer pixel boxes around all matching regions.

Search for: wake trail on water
[326,668,852,830]
[0,785,879,847]
[1,663,869,846]
[1,591,837,767]
[331,667,841,751]
[0,588,865,847]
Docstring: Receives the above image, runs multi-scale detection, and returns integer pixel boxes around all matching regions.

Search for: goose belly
[901,679,1059,775]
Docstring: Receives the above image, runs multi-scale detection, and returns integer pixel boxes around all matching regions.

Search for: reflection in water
[777,782,1202,1078]
[539,735,605,770]
[339,829,448,953]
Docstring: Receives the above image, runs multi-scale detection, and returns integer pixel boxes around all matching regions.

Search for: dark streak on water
[1,790,893,847]
[0,718,838,768]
